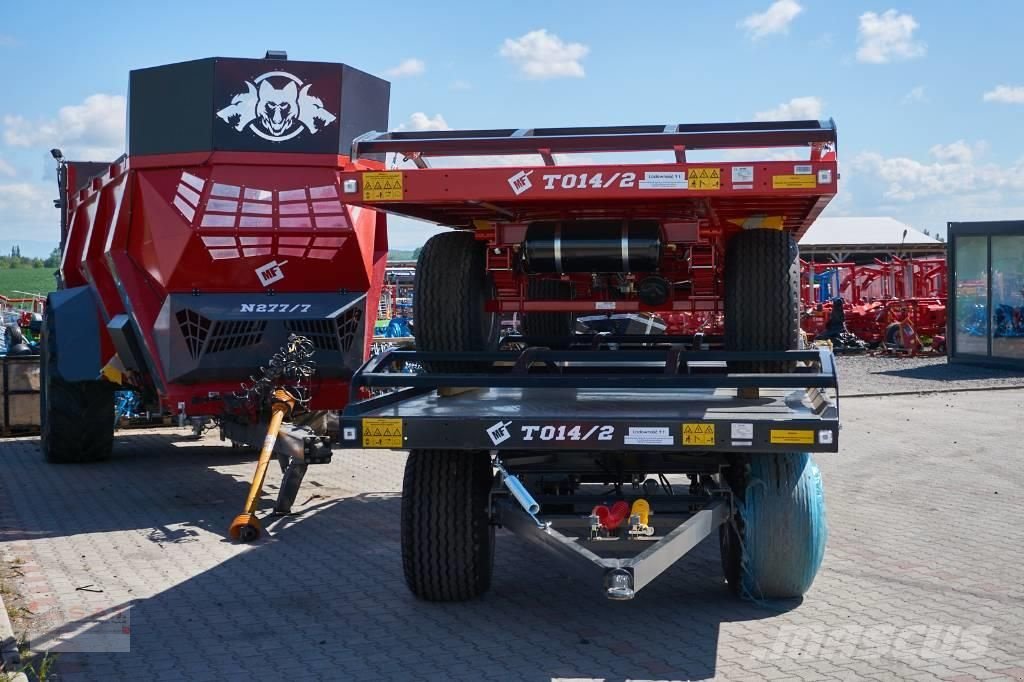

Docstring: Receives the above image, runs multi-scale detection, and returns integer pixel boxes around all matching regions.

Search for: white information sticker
[732,166,754,184]
[731,423,754,440]
[625,427,674,446]
[638,171,687,190]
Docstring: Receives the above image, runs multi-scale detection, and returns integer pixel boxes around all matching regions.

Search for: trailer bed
[340,345,839,454]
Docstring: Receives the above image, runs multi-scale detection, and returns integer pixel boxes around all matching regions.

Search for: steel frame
[339,343,839,454]
[494,496,729,599]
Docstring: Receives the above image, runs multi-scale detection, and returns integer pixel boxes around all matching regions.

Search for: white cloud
[755,96,823,121]
[856,10,925,64]
[0,157,15,177]
[500,29,589,79]
[0,181,57,241]
[903,86,926,103]
[739,0,803,40]
[449,80,472,91]
[385,58,426,78]
[983,85,1024,104]
[3,93,126,161]
[852,141,1024,201]
[399,113,450,132]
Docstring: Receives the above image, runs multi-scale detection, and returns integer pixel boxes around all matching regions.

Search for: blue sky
[2,0,1022,253]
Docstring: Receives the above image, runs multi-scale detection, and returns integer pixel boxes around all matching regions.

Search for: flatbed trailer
[336,121,839,601]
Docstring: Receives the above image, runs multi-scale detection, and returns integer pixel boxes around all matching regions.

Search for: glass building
[949,220,1024,366]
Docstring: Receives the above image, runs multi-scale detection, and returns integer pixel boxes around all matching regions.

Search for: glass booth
[949,220,1024,366]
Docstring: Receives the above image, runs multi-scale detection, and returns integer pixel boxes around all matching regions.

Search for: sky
[1,0,1022,254]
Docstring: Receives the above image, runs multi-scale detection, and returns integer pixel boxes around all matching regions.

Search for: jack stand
[274,456,308,515]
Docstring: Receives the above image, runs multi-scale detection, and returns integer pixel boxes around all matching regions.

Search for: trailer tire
[724,229,800,368]
[521,279,575,339]
[40,313,115,464]
[720,452,827,599]
[413,231,499,371]
[401,449,494,601]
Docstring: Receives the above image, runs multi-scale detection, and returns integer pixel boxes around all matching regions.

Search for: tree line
[0,246,61,270]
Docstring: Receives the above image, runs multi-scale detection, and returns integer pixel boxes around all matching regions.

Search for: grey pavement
[0,368,1023,681]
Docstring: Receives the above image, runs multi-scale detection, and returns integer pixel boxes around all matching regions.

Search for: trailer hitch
[228,334,316,542]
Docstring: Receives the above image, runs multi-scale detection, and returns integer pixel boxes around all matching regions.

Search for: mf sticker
[772,175,817,189]
[255,259,288,287]
[362,172,403,201]
[682,423,716,446]
[486,420,513,446]
[769,429,815,445]
[507,170,534,195]
[362,418,403,448]
[216,71,337,142]
[687,168,720,190]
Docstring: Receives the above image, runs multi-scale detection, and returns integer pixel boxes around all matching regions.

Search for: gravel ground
[836,354,1024,396]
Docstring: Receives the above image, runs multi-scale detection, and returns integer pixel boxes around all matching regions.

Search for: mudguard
[46,286,104,382]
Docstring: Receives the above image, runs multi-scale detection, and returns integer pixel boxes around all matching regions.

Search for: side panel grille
[285,319,340,352]
[336,307,362,352]
[175,309,211,359]
[206,320,267,354]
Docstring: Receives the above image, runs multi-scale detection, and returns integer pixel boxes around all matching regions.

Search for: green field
[0,268,57,300]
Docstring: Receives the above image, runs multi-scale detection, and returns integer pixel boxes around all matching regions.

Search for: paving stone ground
[1,360,1023,681]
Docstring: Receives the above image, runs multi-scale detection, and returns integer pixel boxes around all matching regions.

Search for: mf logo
[255,260,288,287]
[486,420,513,446]
[507,170,533,196]
[216,71,337,142]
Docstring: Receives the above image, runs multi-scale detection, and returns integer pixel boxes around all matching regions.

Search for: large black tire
[40,311,115,463]
[724,229,800,364]
[720,453,828,599]
[401,449,494,601]
[521,279,575,339]
[413,231,499,371]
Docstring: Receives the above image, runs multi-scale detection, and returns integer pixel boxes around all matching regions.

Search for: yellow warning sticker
[362,418,403,448]
[362,172,404,201]
[682,423,716,446]
[772,174,817,189]
[687,168,721,190]
[770,429,815,445]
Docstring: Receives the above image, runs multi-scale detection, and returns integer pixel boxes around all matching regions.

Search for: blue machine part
[383,317,412,338]
[814,270,839,304]
[114,390,141,427]
[738,453,828,599]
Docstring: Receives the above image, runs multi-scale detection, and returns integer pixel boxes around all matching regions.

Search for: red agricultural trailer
[42,54,390,509]
[335,122,839,601]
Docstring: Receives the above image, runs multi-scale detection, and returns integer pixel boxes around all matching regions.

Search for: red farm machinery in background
[42,53,391,484]
[801,256,948,349]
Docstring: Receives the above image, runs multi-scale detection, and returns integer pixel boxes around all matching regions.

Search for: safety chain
[236,334,317,407]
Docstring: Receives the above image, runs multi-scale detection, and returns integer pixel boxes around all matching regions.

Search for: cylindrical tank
[523,220,661,273]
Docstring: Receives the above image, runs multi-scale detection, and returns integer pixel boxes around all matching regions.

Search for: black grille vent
[337,307,362,352]
[206,320,267,354]
[285,319,340,352]
[176,309,211,359]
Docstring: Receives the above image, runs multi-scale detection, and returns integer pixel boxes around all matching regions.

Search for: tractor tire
[724,229,800,369]
[521,279,575,339]
[401,449,494,601]
[40,312,115,463]
[719,452,828,599]
[412,231,499,371]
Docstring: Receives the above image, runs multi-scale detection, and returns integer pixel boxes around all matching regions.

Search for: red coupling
[592,501,631,530]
